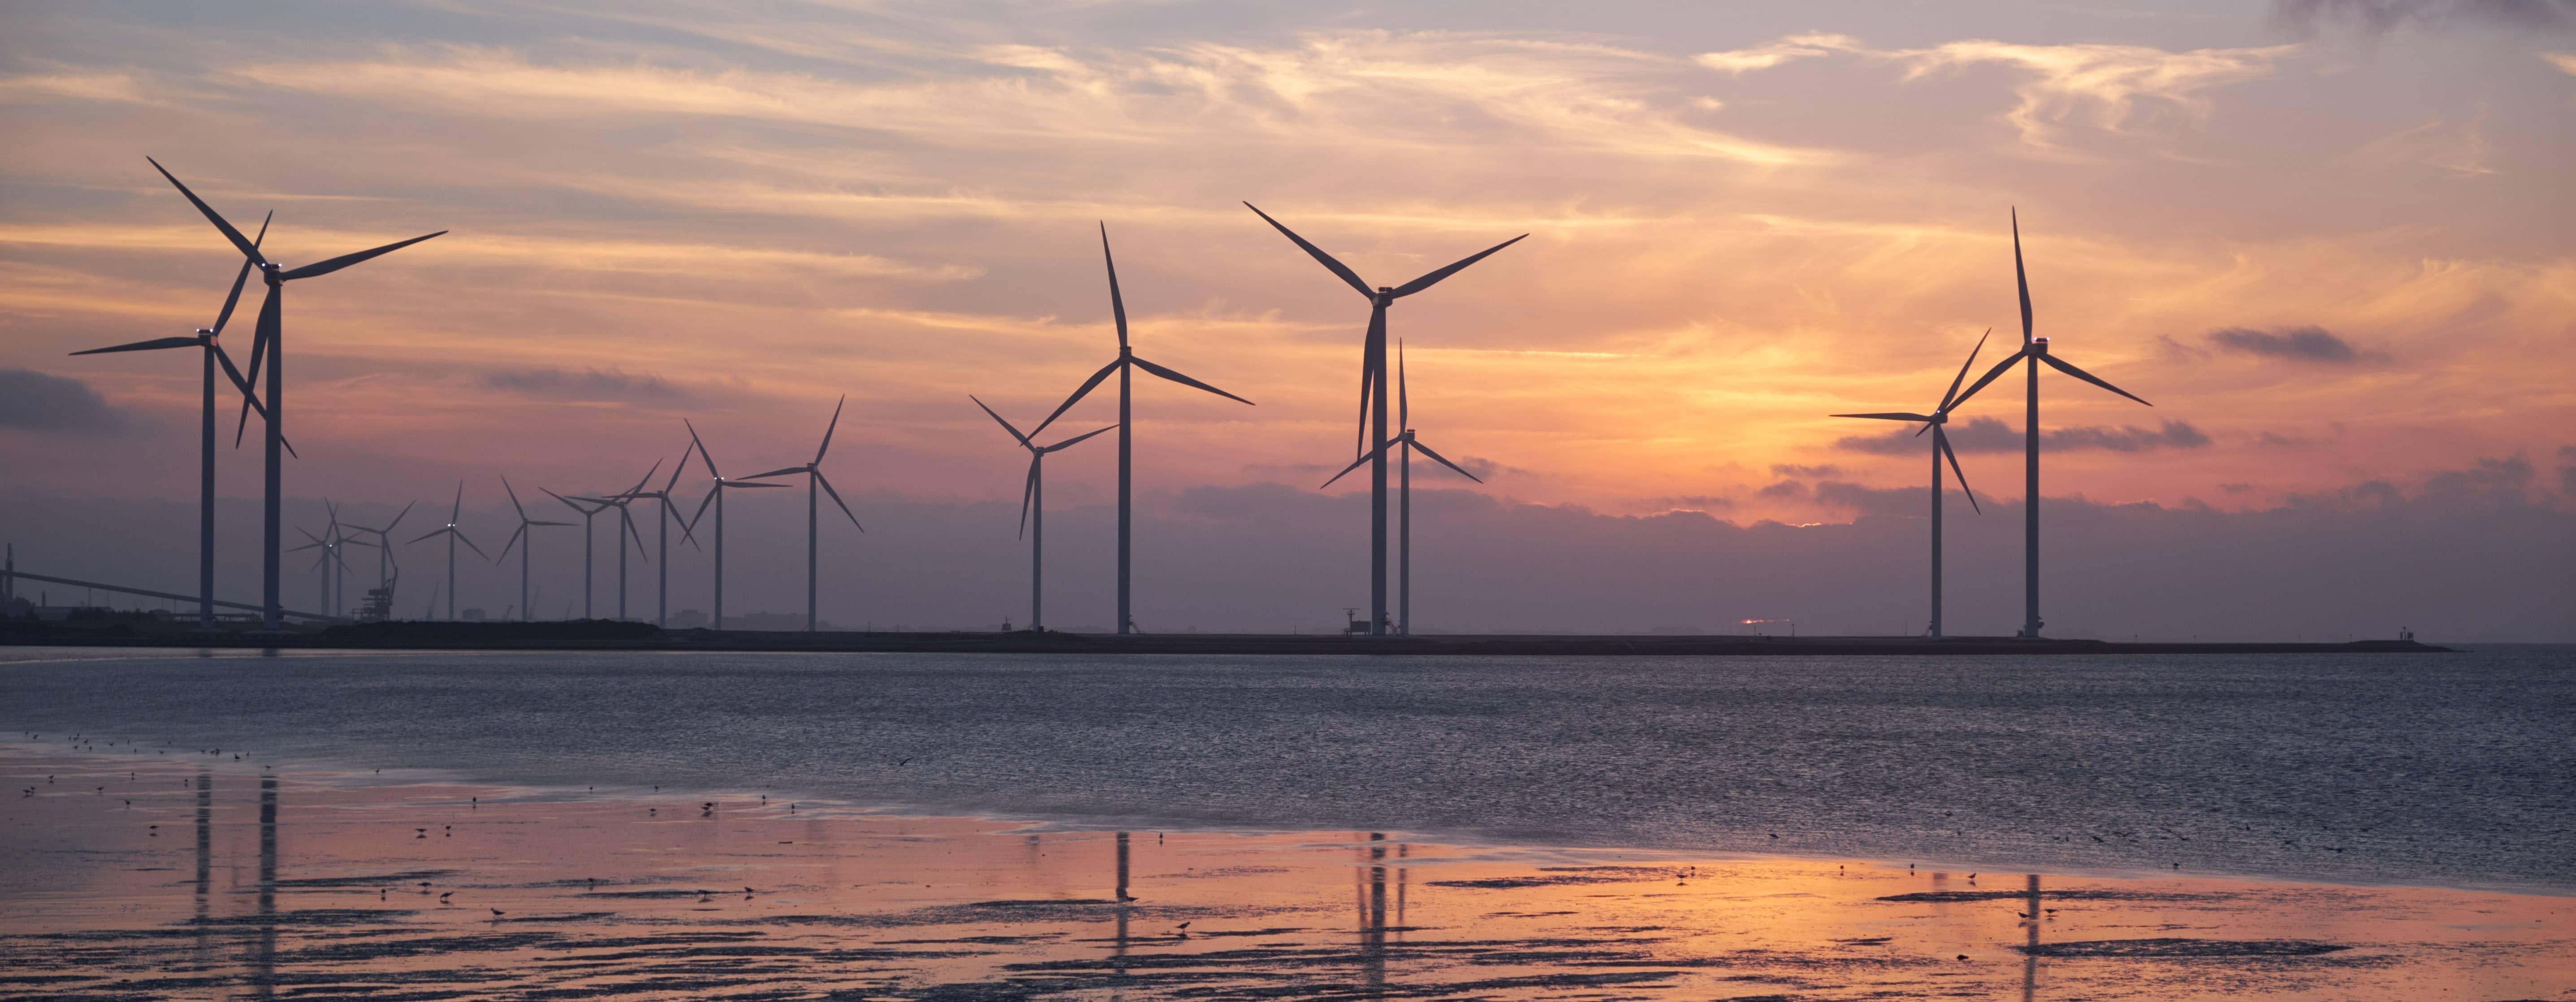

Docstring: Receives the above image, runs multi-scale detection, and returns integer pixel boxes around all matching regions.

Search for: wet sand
[3,744,2569,1000]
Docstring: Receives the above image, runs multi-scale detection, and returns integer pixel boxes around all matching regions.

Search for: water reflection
[2023,873,2042,1002]
[249,775,277,999]
[192,770,211,968]
[1112,831,1131,976]
[1360,832,1388,996]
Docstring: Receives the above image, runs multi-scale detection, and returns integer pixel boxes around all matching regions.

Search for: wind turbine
[495,477,573,623]
[1244,203,1523,635]
[543,488,610,620]
[338,501,416,618]
[68,212,280,629]
[611,447,701,626]
[147,157,445,630]
[684,422,786,630]
[1949,211,2152,638]
[744,397,865,632]
[1319,343,1483,635]
[287,504,352,617]
[1026,225,1252,635]
[409,482,485,622]
[1831,331,1989,637]
[972,396,1115,633]
[580,464,658,621]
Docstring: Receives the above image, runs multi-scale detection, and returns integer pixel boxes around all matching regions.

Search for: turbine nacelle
[2030,337,2050,354]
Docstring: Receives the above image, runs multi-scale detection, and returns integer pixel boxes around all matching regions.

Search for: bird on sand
[1956,954,1970,962]
[490,908,504,918]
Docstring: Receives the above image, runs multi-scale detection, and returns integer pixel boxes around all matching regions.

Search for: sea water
[3,645,2568,890]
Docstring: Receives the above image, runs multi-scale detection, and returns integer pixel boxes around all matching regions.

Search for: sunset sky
[4,0,2571,636]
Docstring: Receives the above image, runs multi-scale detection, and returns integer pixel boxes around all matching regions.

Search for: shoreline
[1,621,2456,655]
[5,742,2568,1000]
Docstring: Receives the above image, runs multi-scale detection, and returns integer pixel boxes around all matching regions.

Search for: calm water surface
[4,646,2570,891]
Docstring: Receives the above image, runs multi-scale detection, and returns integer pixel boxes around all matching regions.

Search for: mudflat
[4,745,2568,1000]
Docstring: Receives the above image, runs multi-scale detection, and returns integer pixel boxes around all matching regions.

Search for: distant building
[667,608,708,629]
[461,607,487,622]
[728,611,831,631]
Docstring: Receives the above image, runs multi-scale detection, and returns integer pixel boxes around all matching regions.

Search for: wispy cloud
[1836,416,2212,454]
[2206,325,2386,363]
[483,366,693,405]
[1693,34,1860,74]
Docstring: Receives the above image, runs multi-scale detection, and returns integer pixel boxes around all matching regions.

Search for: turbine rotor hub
[2030,336,2050,355]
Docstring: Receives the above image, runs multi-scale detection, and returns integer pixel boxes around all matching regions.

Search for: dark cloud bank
[1836,416,2210,455]
[0,369,123,431]
[2273,0,2575,34]
[3,454,2568,641]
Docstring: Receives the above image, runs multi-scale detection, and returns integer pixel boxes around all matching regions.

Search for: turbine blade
[497,524,525,562]
[2013,208,2033,345]
[2040,353,2151,407]
[1017,459,1038,539]
[1242,201,1372,298]
[1100,221,1129,349]
[233,283,281,449]
[685,420,720,478]
[1319,442,1392,489]
[814,470,862,532]
[1829,412,1934,422]
[620,506,649,559]
[1397,340,1407,431]
[970,395,1032,447]
[814,394,845,464]
[624,459,662,500]
[531,520,576,526]
[542,487,589,515]
[741,466,808,480]
[1938,328,1992,412]
[146,157,265,265]
[71,336,202,355]
[1939,427,1980,514]
[407,527,446,545]
[1130,356,1252,406]
[1357,309,1383,456]
[1041,423,1118,452]
[1948,349,2029,411]
[501,476,529,520]
[383,499,416,534]
[1407,439,1484,483]
[450,480,465,522]
[1389,234,1527,298]
[209,211,271,336]
[455,531,489,560]
[663,442,694,492]
[1028,359,1120,439]
[278,231,446,281]
[723,481,789,489]
[211,343,255,399]
[686,485,719,533]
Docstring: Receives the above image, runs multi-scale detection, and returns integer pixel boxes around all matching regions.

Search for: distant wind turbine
[543,488,611,620]
[972,396,1115,632]
[286,503,353,618]
[684,422,787,630]
[339,501,416,617]
[744,397,865,632]
[69,211,279,629]
[1244,203,1523,635]
[409,482,486,621]
[495,477,574,623]
[1831,330,1989,637]
[580,464,659,621]
[610,448,701,627]
[1027,225,1252,635]
[1948,212,2152,638]
[147,157,444,629]
[1320,343,1482,635]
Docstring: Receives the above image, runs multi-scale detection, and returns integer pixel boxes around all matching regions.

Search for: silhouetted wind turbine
[409,482,485,621]
[684,422,786,630]
[580,464,658,621]
[1245,203,1522,635]
[543,489,610,620]
[339,501,416,615]
[147,157,444,630]
[1949,212,2151,638]
[610,448,701,627]
[69,212,279,629]
[744,397,864,631]
[973,396,1114,632]
[1831,331,1989,637]
[287,504,353,617]
[1320,343,1482,635]
[1027,225,1252,635]
[495,477,573,623]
